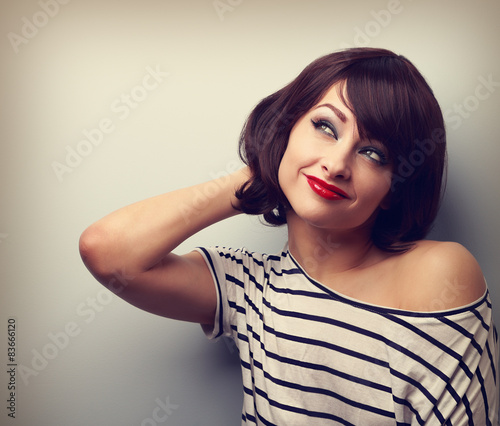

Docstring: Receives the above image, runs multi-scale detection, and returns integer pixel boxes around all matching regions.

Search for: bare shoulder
[396,240,486,311]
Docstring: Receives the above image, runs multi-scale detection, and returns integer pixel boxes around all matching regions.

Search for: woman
[79,48,498,424]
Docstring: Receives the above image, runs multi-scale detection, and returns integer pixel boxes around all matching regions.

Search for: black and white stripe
[197,246,499,425]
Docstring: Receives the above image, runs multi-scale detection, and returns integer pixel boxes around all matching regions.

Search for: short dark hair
[236,47,447,252]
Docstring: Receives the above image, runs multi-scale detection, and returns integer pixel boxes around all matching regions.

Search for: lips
[305,175,350,201]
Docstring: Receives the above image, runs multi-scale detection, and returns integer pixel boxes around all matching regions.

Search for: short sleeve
[195,246,234,340]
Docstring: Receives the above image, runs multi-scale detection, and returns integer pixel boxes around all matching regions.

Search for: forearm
[79,166,250,277]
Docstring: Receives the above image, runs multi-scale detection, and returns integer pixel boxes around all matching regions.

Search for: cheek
[277,149,293,197]
[358,169,392,206]
[375,168,392,191]
[280,142,315,177]
[278,142,299,181]
[278,145,304,202]
[277,159,285,190]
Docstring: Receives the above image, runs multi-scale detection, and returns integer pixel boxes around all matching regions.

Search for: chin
[289,206,376,233]
[291,210,347,230]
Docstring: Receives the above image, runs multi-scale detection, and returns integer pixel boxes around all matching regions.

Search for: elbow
[79,225,137,296]
[79,224,116,281]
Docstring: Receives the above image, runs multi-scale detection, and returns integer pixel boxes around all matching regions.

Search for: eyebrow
[315,103,347,123]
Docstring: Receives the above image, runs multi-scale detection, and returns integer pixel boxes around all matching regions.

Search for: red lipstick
[305,175,350,201]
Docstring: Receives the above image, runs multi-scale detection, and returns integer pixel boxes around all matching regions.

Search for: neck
[286,212,384,281]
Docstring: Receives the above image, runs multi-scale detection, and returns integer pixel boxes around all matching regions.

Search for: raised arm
[79,166,250,325]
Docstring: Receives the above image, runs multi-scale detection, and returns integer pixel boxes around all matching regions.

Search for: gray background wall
[1,0,499,424]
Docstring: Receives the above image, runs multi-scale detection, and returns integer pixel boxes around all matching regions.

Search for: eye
[311,119,338,140]
[360,147,389,165]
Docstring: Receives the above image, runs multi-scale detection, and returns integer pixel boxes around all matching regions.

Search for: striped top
[196,246,499,425]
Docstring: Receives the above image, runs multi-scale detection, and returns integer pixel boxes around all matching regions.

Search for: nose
[321,144,352,180]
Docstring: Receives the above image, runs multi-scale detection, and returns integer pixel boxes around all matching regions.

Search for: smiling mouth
[304,175,350,201]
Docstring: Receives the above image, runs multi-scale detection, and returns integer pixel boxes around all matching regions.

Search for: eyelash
[311,119,338,139]
[310,119,389,166]
[360,147,389,166]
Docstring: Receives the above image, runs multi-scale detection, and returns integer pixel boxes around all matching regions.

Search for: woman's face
[278,83,393,233]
